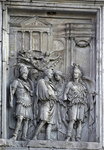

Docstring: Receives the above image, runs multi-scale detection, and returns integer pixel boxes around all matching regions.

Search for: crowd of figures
[9,50,96,142]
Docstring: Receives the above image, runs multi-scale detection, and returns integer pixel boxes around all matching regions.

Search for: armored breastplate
[16,79,32,107]
[67,82,87,105]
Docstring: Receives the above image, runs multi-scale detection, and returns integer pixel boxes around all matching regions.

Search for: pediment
[9,16,52,27]
[21,16,52,27]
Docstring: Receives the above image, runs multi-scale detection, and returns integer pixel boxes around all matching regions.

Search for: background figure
[28,68,39,126]
[53,70,67,139]
[9,64,34,140]
[26,69,39,139]
[29,69,39,84]
[64,64,88,141]
[32,68,57,140]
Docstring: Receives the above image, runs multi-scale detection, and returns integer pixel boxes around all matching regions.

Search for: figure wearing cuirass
[67,81,87,122]
[9,65,34,140]
[64,64,88,141]
[14,78,33,119]
[67,82,87,106]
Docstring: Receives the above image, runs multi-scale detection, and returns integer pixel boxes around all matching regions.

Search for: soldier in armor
[9,64,34,140]
[64,64,88,141]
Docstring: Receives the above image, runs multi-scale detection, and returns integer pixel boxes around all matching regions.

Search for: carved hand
[9,101,13,108]
[63,94,67,101]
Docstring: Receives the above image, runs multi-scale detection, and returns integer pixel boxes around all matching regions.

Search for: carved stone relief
[9,64,34,141]
[8,15,96,142]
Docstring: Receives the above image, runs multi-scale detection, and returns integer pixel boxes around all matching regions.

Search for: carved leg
[33,120,46,140]
[12,116,23,140]
[57,103,61,128]
[76,120,82,141]
[71,128,76,141]
[61,106,68,127]
[65,120,75,141]
[46,123,51,140]
[22,119,29,141]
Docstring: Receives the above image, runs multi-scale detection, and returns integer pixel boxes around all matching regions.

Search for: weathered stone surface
[0,2,2,139]
[0,139,101,150]
[6,139,29,147]
[28,140,100,149]
[0,2,2,42]
[0,42,2,138]
[29,148,100,150]
[5,148,28,150]
[0,0,104,150]
[8,9,96,142]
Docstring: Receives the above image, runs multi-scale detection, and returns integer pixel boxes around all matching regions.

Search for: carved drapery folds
[8,15,96,142]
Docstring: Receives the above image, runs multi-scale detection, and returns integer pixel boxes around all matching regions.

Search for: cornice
[1,0,104,6]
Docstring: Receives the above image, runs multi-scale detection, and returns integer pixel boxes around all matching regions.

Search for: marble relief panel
[8,15,96,142]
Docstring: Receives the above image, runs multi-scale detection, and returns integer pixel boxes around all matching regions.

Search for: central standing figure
[33,68,57,140]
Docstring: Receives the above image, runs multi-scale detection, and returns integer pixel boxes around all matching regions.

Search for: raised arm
[9,80,18,108]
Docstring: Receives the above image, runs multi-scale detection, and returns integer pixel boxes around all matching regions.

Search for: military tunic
[10,78,33,119]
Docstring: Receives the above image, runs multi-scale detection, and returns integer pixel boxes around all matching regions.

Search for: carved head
[19,64,28,80]
[29,69,38,80]
[73,64,82,79]
[44,68,53,80]
[54,70,63,81]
